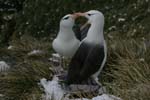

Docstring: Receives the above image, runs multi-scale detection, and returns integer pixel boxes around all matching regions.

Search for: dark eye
[88,14,92,16]
[63,16,69,20]
[88,13,94,16]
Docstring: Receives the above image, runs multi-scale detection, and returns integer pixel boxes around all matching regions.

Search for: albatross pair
[52,10,107,85]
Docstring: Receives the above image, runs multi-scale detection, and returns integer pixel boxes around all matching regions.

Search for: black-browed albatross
[67,10,107,85]
[52,14,80,58]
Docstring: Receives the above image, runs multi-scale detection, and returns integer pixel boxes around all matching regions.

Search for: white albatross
[66,10,107,85]
[52,14,80,58]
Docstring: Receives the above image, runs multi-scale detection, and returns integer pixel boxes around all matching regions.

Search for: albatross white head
[60,14,77,29]
[82,10,104,25]
[76,10,105,43]
[57,14,79,40]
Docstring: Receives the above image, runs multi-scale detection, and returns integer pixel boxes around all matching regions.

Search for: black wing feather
[67,42,90,84]
[80,45,104,80]
[67,42,105,85]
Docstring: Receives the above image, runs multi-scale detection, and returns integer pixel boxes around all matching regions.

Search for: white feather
[40,76,64,100]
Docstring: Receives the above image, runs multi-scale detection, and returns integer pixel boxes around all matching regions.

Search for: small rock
[108,26,116,31]
[27,50,43,56]
[52,53,61,58]
[0,61,10,72]
[118,18,125,22]
[0,94,4,97]
[139,58,145,62]
[8,45,13,50]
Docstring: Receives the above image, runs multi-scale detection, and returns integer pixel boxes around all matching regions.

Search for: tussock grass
[102,35,150,100]
[0,36,52,100]
[0,34,150,100]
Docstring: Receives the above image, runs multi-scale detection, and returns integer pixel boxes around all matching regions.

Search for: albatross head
[60,14,78,28]
[76,10,104,24]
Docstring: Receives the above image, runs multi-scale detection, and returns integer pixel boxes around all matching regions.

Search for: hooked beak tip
[72,12,86,19]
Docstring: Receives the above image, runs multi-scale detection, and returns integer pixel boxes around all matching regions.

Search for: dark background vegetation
[0,0,150,100]
[1,0,150,45]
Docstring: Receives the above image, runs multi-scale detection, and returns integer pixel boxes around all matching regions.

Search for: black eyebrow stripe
[63,16,69,20]
[88,12,97,15]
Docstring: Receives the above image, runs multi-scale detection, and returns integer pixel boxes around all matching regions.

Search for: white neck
[85,19,104,44]
[57,27,75,41]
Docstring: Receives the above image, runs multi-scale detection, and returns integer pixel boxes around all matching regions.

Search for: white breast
[52,37,80,58]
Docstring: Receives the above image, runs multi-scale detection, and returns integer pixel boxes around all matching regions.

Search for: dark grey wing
[73,24,90,41]
[79,45,105,81]
[80,24,90,40]
[66,42,90,85]
[73,24,81,41]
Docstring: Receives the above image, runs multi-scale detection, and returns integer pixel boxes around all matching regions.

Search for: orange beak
[71,13,81,19]
[73,12,90,30]
[74,12,86,17]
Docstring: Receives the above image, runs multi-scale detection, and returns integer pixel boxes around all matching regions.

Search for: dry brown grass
[0,36,52,100]
[102,35,150,100]
[0,34,150,100]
